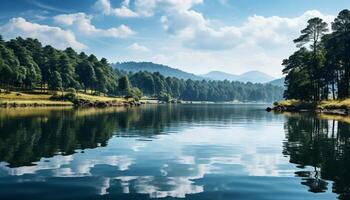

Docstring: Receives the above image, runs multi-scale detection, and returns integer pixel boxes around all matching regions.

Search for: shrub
[158,92,171,103]
[64,92,77,101]
[127,87,143,101]
[50,92,77,102]
[92,91,100,96]
[66,88,76,94]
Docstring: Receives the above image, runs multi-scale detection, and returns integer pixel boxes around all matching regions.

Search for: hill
[201,71,239,81]
[269,78,285,87]
[112,62,203,80]
[201,70,275,83]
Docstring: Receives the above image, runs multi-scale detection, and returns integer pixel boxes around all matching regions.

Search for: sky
[0,0,348,77]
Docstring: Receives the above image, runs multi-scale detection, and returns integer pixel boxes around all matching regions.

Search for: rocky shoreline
[73,99,142,108]
[266,105,350,116]
[0,100,143,108]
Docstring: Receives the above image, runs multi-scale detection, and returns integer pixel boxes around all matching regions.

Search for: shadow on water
[0,104,272,168]
[282,113,350,199]
[1,104,350,199]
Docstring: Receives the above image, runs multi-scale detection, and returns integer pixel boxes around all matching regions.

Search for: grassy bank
[0,90,132,107]
[272,98,350,115]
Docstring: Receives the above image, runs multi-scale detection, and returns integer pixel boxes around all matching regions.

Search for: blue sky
[0,0,349,77]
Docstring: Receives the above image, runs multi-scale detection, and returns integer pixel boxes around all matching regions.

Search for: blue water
[0,104,346,199]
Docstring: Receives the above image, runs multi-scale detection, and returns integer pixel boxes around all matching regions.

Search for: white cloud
[94,0,140,17]
[54,12,135,38]
[94,0,112,15]
[127,43,149,52]
[94,0,203,18]
[240,10,334,47]
[0,17,86,50]
[161,7,335,50]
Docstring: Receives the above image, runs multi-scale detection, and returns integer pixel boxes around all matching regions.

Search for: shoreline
[266,99,350,116]
[0,91,141,108]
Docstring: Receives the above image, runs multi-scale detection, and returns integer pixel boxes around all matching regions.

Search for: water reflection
[0,105,346,199]
[283,113,350,199]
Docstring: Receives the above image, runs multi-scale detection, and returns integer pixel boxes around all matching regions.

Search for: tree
[127,87,143,101]
[49,71,63,92]
[0,63,13,90]
[58,54,76,89]
[76,60,96,93]
[118,76,130,95]
[294,17,328,101]
[331,9,350,98]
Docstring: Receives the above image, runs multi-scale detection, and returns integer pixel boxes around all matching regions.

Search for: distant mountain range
[112,62,203,80]
[268,78,285,87]
[113,61,282,84]
[201,71,275,83]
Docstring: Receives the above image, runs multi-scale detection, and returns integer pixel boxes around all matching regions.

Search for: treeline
[0,35,283,102]
[283,9,350,101]
[0,36,119,94]
[127,71,283,102]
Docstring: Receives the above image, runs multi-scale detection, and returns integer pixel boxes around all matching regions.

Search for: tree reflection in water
[283,113,350,199]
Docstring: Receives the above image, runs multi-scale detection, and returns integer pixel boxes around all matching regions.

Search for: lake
[0,104,348,200]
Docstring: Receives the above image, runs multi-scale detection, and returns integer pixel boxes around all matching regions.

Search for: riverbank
[267,99,350,115]
[0,90,140,108]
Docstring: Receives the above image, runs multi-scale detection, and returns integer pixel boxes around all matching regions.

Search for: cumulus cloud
[240,10,335,47]
[92,0,334,51]
[54,12,135,38]
[161,7,335,50]
[94,0,203,18]
[94,0,140,17]
[0,17,86,50]
[127,43,149,52]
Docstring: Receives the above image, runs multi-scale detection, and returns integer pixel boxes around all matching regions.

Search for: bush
[92,91,100,96]
[66,88,76,94]
[64,92,77,101]
[158,92,171,103]
[127,87,143,101]
[50,92,77,102]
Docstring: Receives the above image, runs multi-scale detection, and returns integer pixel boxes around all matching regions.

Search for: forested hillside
[0,36,119,94]
[126,71,284,102]
[113,61,203,80]
[202,71,275,83]
[0,36,284,102]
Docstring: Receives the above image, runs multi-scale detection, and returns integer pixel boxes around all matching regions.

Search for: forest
[283,9,350,101]
[0,35,283,102]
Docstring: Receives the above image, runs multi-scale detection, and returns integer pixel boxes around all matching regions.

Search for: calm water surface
[0,104,349,200]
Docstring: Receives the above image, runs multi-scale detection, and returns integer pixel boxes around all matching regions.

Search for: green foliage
[0,35,284,102]
[127,87,143,101]
[158,91,171,103]
[49,71,63,91]
[66,87,76,94]
[129,71,283,102]
[283,9,350,101]
[118,76,130,95]
[0,37,118,95]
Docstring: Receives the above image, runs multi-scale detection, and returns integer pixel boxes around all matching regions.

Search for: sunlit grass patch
[318,99,350,109]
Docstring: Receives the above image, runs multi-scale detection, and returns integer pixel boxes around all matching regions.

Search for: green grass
[0,90,130,107]
[274,98,350,110]
[318,99,350,109]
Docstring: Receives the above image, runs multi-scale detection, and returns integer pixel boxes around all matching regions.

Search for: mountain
[201,71,239,81]
[112,62,203,80]
[201,70,275,83]
[238,71,275,83]
[269,78,285,87]
[113,62,277,83]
